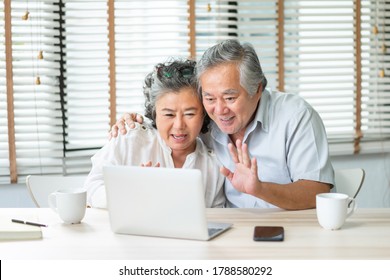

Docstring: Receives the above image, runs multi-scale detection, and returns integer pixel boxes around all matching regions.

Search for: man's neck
[229,130,245,145]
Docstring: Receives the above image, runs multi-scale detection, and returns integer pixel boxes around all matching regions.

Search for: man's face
[200,63,261,141]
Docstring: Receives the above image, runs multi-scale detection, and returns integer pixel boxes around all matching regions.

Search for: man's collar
[255,88,270,133]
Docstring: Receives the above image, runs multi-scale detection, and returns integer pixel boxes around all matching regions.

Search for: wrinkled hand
[141,161,161,167]
[220,139,259,195]
[108,113,144,140]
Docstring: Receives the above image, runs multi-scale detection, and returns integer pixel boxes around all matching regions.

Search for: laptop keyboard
[208,227,222,236]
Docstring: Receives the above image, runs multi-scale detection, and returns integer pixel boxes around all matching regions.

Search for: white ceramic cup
[48,188,87,224]
[316,193,357,230]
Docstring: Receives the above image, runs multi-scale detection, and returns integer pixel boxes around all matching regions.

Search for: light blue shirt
[202,88,334,208]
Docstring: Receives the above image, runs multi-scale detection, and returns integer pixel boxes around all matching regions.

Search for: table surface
[1,207,390,260]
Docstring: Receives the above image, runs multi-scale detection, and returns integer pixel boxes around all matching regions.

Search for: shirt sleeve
[286,106,334,186]
[84,138,122,208]
[84,125,157,208]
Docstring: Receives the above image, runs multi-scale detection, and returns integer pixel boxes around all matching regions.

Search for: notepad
[0,217,42,240]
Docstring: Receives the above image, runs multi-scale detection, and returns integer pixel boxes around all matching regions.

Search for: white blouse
[84,123,226,208]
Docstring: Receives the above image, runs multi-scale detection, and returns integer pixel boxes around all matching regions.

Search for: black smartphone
[253,226,284,241]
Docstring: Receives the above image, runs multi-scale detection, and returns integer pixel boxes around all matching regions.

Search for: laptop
[103,165,232,241]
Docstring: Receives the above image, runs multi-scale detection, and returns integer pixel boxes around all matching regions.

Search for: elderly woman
[84,59,225,208]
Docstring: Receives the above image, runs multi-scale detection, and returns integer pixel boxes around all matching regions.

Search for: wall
[0,183,35,207]
[1,153,389,208]
[331,153,390,208]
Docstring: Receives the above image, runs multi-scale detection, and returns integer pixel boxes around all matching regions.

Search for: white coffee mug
[48,188,87,224]
[316,193,357,230]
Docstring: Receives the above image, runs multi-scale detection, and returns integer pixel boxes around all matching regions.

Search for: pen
[11,219,48,227]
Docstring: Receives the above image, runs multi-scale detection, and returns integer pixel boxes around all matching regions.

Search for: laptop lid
[103,165,231,241]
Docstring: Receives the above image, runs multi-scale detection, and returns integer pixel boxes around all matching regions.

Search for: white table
[1,207,390,259]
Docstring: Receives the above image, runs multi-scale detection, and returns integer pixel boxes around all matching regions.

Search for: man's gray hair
[196,39,267,97]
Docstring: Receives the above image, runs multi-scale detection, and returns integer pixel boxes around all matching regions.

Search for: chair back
[26,175,86,207]
[334,168,365,198]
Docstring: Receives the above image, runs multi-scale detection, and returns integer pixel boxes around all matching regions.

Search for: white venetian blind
[1,0,64,183]
[1,0,195,182]
[2,0,390,184]
[283,0,357,154]
[0,1,8,183]
[64,0,194,174]
[194,1,239,59]
[360,0,390,153]
[62,0,109,174]
[114,0,191,118]
[202,0,390,154]
[236,0,280,90]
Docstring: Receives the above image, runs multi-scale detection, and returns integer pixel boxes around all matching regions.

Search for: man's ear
[255,83,263,99]
[257,83,263,94]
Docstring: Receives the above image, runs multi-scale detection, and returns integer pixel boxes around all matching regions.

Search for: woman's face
[155,87,204,155]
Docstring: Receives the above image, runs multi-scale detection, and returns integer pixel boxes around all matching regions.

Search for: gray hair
[196,39,267,97]
[143,59,210,133]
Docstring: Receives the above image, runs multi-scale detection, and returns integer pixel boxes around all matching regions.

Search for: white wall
[331,153,390,208]
[0,183,36,207]
[1,153,389,208]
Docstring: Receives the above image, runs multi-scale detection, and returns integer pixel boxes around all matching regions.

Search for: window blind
[1,0,390,184]
[236,0,280,90]
[1,0,64,184]
[360,0,390,153]
[64,0,194,175]
[114,0,190,119]
[0,1,9,183]
[234,0,389,155]
[194,1,239,58]
[282,0,357,154]
[62,0,109,174]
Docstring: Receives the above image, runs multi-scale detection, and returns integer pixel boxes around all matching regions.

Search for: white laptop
[103,165,232,241]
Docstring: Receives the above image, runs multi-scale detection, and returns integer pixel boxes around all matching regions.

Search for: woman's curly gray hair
[143,59,210,133]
